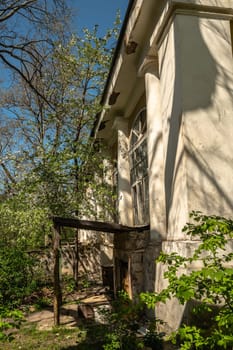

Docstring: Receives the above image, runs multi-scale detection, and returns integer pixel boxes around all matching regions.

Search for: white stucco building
[93,0,233,331]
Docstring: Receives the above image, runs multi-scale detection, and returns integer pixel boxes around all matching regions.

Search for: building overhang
[92,0,233,142]
[93,0,162,142]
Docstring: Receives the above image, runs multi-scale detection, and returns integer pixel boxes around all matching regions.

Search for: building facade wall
[97,0,233,332]
[154,5,233,331]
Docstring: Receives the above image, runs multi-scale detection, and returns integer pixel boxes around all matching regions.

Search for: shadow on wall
[164,15,233,227]
[117,172,133,224]
[38,242,104,283]
[184,138,233,214]
[62,242,102,281]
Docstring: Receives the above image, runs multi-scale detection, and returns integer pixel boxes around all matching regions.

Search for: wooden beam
[52,216,149,234]
[51,216,149,325]
[53,224,62,326]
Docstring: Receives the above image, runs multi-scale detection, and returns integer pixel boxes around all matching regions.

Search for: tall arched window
[129,108,149,225]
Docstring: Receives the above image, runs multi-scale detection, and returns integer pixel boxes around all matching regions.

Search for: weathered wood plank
[52,216,149,233]
[53,224,62,326]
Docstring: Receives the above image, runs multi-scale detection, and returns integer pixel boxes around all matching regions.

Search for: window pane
[129,108,149,225]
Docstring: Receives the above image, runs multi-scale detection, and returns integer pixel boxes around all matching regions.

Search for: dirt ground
[27,303,79,330]
[26,290,112,330]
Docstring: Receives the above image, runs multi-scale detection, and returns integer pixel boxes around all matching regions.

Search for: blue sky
[0,1,129,88]
[70,0,129,34]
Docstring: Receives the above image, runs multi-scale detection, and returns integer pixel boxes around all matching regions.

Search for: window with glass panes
[129,108,149,225]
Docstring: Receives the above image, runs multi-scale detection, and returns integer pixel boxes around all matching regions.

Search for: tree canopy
[0,1,120,248]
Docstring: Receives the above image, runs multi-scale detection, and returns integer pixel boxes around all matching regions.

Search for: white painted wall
[155,11,233,331]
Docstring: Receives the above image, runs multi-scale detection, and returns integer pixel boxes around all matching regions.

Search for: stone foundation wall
[114,230,160,298]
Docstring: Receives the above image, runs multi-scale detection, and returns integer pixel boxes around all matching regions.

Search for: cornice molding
[138,55,159,77]
[138,2,233,78]
[153,2,233,50]
[112,116,128,132]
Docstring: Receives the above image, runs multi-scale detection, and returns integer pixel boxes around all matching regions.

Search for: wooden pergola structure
[52,216,149,325]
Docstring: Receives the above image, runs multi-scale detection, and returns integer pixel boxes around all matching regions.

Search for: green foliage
[100,291,142,349]
[0,15,121,345]
[143,320,164,350]
[141,211,233,350]
[101,291,163,350]
[0,199,52,249]
[81,277,91,290]
[0,322,87,349]
[0,246,38,308]
[0,307,24,342]
[0,20,119,246]
[62,275,77,294]
[33,297,52,311]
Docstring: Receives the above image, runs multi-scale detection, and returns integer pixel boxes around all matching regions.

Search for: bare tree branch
[0,1,36,22]
[0,162,16,184]
[0,0,71,106]
[0,52,53,109]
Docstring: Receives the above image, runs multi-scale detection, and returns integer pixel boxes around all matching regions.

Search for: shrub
[101,291,164,350]
[0,307,24,341]
[0,246,36,308]
[141,211,233,349]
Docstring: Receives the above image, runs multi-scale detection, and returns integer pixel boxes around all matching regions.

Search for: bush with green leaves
[0,307,24,342]
[0,246,38,308]
[101,291,143,350]
[100,291,164,350]
[0,200,52,249]
[141,211,233,350]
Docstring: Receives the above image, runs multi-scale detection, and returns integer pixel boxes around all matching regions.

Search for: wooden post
[53,224,62,326]
[74,229,79,287]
